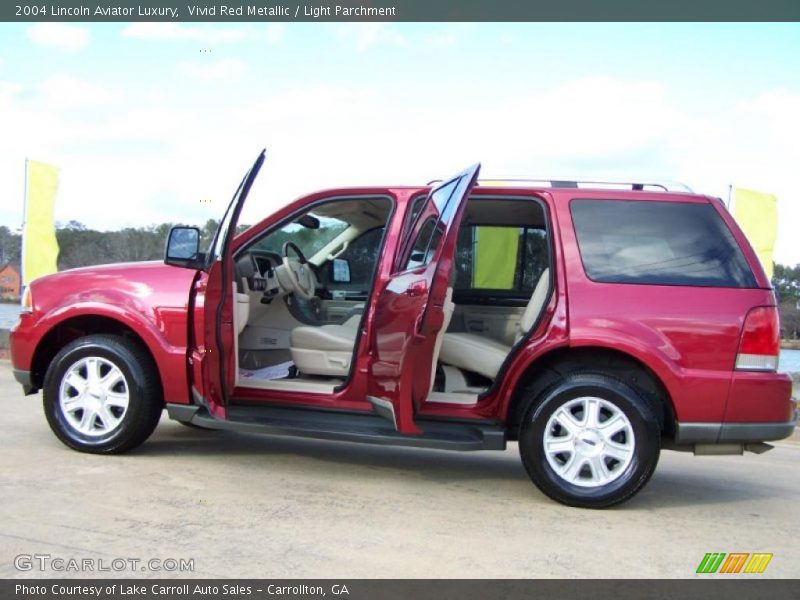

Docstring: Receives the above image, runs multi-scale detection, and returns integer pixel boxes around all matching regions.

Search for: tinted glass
[570,200,756,287]
[431,179,458,220]
[454,226,548,293]
[402,195,427,241]
[404,218,440,270]
[338,227,384,287]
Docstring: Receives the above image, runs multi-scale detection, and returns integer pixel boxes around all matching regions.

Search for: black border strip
[4,1,800,22]
[4,579,797,600]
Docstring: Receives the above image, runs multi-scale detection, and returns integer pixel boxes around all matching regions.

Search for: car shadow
[136,422,530,484]
[134,423,776,509]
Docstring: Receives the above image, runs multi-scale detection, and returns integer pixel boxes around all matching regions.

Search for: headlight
[20,286,32,313]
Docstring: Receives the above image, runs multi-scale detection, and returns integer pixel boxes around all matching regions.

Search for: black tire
[43,334,163,454]
[518,372,661,508]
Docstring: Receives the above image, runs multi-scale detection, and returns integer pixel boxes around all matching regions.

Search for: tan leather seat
[290,288,455,380]
[438,332,512,380]
[290,315,359,377]
[440,269,550,379]
[428,288,455,392]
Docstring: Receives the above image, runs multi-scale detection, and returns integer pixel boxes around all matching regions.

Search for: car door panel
[197,150,266,417]
[367,164,480,434]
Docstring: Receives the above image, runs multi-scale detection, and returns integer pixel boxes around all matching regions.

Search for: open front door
[198,150,265,418]
[368,164,480,434]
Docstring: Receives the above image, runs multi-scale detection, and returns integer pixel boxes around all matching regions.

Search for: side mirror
[330,258,351,283]
[164,226,202,269]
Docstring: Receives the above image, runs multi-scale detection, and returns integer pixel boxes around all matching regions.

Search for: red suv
[10,151,796,507]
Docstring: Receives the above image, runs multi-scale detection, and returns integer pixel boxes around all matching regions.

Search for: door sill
[237,376,343,395]
[427,391,482,405]
[166,404,506,451]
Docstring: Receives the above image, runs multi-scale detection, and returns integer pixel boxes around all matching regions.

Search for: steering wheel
[281,242,316,299]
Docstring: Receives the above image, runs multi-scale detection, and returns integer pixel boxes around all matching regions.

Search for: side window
[454,225,548,294]
[404,218,442,271]
[401,195,427,242]
[521,229,549,289]
[399,180,460,272]
[334,227,384,289]
[570,199,756,287]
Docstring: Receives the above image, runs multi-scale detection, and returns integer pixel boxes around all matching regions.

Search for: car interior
[231,195,551,404]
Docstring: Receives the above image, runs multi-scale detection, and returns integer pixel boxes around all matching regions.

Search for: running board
[166,404,506,451]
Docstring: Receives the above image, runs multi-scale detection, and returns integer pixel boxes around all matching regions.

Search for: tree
[0,226,21,270]
[773,263,800,339]
[774,263,799,301]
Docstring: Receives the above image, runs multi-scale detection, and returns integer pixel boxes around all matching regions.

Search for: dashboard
[236,250,282,296]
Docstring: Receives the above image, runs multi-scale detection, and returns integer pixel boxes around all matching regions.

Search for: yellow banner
[734,187,777,279]
[23,160,60,285]
[473,227,518,289]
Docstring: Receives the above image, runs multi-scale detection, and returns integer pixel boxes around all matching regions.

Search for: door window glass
[404,218,441,270]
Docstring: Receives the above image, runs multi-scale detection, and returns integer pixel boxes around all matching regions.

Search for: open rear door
[367,164,480,434]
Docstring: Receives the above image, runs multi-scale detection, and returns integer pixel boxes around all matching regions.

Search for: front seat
[289,314,360,377]
[439,269,550,380]
[290,288,455,379]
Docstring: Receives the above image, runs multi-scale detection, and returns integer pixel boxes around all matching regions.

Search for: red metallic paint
[11,262,197,405]
[9,183,794,434]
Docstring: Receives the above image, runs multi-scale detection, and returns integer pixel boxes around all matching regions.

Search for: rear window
[570,199,756,288]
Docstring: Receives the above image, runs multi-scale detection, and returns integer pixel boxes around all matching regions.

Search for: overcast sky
[0,22,798,264]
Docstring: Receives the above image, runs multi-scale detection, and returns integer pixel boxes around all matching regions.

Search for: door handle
[405,280,428,297]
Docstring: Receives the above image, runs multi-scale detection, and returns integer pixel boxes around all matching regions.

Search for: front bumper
[9,312,39,395]
[13,368,37,395]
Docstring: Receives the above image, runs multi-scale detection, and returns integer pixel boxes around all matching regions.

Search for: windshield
[249,213,349,257]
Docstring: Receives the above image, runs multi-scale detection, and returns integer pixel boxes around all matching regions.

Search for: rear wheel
[518,372,660,508]
[43,335,163,454]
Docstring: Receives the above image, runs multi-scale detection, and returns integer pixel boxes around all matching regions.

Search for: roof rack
[426,177,694,193]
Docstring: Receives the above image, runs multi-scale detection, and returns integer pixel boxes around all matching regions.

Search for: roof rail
[426,177,694,193]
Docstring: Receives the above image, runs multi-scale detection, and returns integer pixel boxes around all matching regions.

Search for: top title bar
[4,0,800,22]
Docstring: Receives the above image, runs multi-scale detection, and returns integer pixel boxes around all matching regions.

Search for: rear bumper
[675,417,797,445]
[675,370,798,445]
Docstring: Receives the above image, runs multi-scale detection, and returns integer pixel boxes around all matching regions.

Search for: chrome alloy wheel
[58,356,130,437]
[543,396,635,488]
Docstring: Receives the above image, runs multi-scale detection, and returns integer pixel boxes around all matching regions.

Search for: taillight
[735,306,780,371]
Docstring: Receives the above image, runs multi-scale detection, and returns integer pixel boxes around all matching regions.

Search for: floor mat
[238,361,294,381]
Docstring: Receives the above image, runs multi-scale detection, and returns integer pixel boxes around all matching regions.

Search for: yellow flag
[733,187,778,280]
[23,160,60,285]
[474,227,518,289]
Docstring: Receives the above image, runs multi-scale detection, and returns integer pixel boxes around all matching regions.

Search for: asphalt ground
[0,361,798,579]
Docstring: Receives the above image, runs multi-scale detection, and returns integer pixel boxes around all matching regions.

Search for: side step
[166,404,506,451]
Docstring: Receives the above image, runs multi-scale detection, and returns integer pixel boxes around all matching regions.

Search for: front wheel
[43,335,163,454]
[518,372,661,508]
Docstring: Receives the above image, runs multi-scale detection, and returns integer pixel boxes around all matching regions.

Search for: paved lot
[0,361,797,579]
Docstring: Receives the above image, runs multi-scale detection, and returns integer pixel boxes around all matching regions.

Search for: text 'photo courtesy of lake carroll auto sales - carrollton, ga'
[43,4,398,17]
